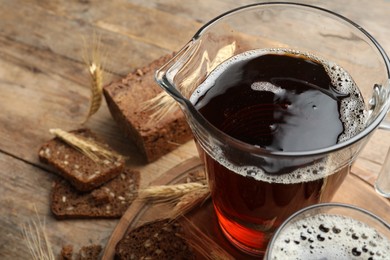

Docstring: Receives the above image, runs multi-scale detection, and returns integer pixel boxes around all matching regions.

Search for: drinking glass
[265,203,390,259]
[375,147,390,197]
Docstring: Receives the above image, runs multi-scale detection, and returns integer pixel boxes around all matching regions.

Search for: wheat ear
[141,91,179,123]
[139,182,210,219]
[169,186,210,219]
[138,182,206,203]
[83,33,105,123]
[49,128,123,164]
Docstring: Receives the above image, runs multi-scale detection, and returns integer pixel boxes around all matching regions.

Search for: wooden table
[1,0,390,259]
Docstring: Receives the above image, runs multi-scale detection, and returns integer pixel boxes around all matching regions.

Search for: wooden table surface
[1,0,390,259]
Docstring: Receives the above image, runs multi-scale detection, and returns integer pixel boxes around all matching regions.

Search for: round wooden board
[102,157,390,259]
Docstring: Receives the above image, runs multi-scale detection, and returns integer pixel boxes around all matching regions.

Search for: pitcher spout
[155,40,199,105]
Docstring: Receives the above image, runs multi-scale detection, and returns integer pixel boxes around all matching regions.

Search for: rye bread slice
[51,168,140,219]
[76,245,102,260]
[39,128,125,192]
[59,244,102,260]
[103,54,193,162]
[60,245,74,260]
[115,219,195,259]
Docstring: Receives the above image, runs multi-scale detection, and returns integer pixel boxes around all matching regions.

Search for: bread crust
[103,54,193,162]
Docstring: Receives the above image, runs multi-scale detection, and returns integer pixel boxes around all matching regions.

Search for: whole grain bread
[59,244,102,260]
[115,219,195,259]
[76,245,102,260]
[103,54,193,162]
[51,168,140,219]
[60,245,74,260]
[39,128,125,192]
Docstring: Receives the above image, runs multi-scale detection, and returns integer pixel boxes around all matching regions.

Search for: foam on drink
[191,48,367,184]
[267,214,390,259]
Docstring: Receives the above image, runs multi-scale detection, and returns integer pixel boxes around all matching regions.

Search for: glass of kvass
[264,203,390,259]
[155,2,390,256]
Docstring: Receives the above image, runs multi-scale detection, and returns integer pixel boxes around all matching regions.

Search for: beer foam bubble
[191,48,367,183]
[211,144,347,184]
[322,61,367,142]
[268,214,390,259]
[251,81,285,94]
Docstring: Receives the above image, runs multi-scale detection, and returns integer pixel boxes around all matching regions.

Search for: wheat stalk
[83,33,105,123]
[21,208,55,260]
[170,186,210,219]
[139,182,206,203]
[49,128,123,164]
[139,181,210,219]
[141,91,179,123]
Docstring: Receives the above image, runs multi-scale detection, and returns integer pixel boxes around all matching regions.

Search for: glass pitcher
[155,2,390,256]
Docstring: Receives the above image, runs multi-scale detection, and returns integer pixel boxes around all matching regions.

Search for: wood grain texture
[0,0,390,259]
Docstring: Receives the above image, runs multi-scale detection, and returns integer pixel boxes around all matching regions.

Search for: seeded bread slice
[60,245,73,260]
[51,168,140,219]
[115,219,195,259]
[39,128,125,192]
[59,244,102,260]
[103,54,193,162]
[76,245,102,260]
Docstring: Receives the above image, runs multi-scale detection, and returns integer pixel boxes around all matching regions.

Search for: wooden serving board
[102,157,390,259]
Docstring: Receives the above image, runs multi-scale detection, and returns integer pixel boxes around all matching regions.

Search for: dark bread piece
[51,168,140,219]
[60,245,74,260]
[76,245,102,260]
[59,244,102,260]
[115,219,195,259]
[39,128,125,192]
[103,54,193,162]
